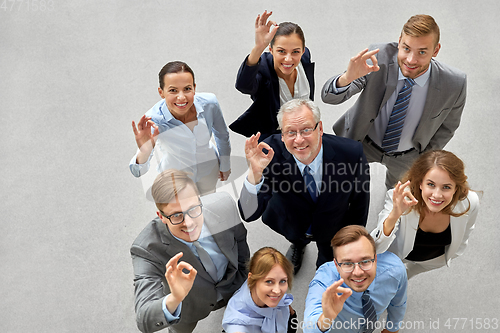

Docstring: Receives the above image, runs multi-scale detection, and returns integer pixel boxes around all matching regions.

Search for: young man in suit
[322,14,467,189]
[131,169,250,333]
[239,98,370,274]
[304,225,407,333]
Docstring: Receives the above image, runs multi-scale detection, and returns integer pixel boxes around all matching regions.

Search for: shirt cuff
[129,149,153,177]
[219,155,231,173]
[303,314,330,333]
[331,75,350,94]
[243,174,264,194]
[224,324,250,333]
[162,294,182,322]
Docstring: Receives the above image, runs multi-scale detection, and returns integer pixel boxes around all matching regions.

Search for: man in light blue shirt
[304,225,407,333]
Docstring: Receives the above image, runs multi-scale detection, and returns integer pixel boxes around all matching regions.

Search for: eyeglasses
[335,258,375,273]
[160,203,203,225]
[282,122,319,139]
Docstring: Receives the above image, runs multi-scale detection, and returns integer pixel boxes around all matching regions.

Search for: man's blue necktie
[361,290,377,333]
[381,78,416,152]
[303,166,318,202]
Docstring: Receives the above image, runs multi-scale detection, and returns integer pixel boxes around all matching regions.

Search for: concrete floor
[1,1,499,332]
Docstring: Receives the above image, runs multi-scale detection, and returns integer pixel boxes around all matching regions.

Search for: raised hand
[132,115,159,164]
[245,132,274,185]
[382,180,418,236]
[337,48,380,87]
[254,10,278,51]
[164,252,197,314]
[132,115,159,149]
[318,279,352,331]
[392,180,418,217]
[247,10,279,66]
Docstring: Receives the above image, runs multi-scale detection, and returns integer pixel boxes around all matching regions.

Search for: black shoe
[286,244,305,274]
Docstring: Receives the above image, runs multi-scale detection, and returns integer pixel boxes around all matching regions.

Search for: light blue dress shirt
[129,92,231,180]
[304,252,407,333]
[293,145,324,193]
[333,67,431,152]
[162,223,229,322]
[222,279,293,333]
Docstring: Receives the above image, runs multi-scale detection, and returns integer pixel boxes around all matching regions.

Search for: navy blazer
[238,134,370,243]
[230,48,315,138]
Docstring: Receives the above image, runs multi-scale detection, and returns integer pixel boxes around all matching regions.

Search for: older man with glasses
[131,169,250,333]
[239,98,370,274]
[304,225,407,333]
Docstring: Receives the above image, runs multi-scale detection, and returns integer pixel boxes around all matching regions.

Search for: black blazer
[238,134,370,243]
[230,48,315,138]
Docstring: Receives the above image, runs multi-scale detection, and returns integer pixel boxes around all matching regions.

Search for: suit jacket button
[370,119,375,123]
[156,322,164,326]
[210,304,215,307]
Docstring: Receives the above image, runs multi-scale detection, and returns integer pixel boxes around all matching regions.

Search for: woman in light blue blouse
[222,247,296,333]
[130,61,231,195]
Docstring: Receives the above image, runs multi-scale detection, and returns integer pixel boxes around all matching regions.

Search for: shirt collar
[398,64,431,87]
[171,222,209,247]
[293,145,324,175]
[158,96,203,123]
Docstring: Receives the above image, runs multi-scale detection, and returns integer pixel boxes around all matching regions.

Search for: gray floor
[1,1,499,332]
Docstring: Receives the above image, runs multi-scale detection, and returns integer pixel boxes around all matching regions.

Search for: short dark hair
[331,225,376,259]
[270,22,305,49]
[158,61,195,89]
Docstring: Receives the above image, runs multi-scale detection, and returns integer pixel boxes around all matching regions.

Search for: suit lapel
[319,142,336,201]
[413,60,441,146]
[204,208,238,269]
[402,211,420,256]
[157,218,214,283]
[380,54,399,108]
[446,201,469,262]
[281,147,314,203]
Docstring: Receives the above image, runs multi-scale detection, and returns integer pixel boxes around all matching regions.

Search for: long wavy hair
[401,150,470,218]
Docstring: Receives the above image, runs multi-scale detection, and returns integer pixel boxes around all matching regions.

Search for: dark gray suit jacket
[322,42,467,152]
[131,192,250,333]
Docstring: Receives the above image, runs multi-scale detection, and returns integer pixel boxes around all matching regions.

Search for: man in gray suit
[322,14,467,188]
[131,169,250,333]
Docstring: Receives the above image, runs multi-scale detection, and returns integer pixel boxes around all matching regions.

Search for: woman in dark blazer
[230,10,315,140]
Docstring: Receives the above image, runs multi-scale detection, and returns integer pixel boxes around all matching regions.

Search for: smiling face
[269,33,305,79]
[250,264,289,308]
[419,167,457,214]
[334,237,377,293]
[397,32,440,79]
[158,71,196,120]
[281,105,323,165]
[157,185,203,242]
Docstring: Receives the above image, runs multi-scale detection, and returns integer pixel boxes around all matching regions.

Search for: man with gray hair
[239,98,370,274]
